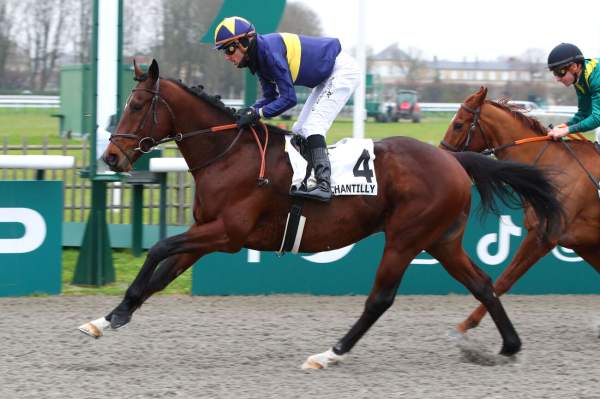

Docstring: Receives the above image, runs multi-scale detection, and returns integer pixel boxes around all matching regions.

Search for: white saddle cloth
[285,136,378,196]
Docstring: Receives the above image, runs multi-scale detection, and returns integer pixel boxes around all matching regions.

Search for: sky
[294,0,600,62]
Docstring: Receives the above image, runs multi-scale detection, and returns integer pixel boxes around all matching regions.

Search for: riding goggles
[221,42,239,56]
[551,65,571,78]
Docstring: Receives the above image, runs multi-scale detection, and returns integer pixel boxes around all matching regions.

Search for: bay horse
[441,87,599,334]
[79,61,563,368]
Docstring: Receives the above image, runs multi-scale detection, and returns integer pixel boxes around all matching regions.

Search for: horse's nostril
[104,153,118,167]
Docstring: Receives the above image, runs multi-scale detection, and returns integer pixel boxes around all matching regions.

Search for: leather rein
[440,102,599,189]
[109,77,270,185]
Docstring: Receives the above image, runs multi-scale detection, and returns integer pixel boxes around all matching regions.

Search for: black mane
[165,78,291,136]
[165,78,237,116]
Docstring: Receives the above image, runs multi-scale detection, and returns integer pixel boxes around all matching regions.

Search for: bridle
[109,77,270,184]
[440,103,494,153]
[109,77,180,161]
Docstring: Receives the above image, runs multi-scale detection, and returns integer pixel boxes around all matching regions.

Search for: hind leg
[303,239,421,369]
[428,239,521,356]
[458,232,553,333]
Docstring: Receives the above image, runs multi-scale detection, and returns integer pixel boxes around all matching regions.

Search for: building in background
[368,42,571,105]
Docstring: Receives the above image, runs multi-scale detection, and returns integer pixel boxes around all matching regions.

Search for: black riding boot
[292,135,332,202]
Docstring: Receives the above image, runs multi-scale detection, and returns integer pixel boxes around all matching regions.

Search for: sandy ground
[1,295,599,399]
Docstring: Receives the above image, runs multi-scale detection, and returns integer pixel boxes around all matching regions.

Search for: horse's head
[440,87,491,152]
[103,59,176,172]
[440,87,550,154]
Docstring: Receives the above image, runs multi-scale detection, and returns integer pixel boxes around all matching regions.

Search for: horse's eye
[129,103,143,112]
[454,122,464,130]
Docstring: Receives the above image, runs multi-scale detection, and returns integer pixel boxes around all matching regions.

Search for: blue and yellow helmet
[214,16,256,49]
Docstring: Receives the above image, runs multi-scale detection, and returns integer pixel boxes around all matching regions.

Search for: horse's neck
[487,115,545,163]
[174,100,237,167]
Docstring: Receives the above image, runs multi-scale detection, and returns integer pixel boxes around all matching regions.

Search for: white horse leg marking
[78,317,110,338]
[301,348,346,370]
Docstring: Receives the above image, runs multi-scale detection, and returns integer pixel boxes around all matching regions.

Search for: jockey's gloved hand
[235,107,260,128]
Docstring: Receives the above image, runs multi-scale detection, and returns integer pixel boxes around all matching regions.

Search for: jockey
[546,43,600,141]
[213,16,360,202]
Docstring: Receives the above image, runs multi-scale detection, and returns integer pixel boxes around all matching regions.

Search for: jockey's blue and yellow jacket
[250,33,341,118]
[567,58,600,133]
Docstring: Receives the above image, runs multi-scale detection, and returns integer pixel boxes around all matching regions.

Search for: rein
[441,102,599,189]
[109,77,270,184]
[480,132,589,156]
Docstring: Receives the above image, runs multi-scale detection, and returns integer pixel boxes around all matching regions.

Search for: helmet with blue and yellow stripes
[214,16,256,49]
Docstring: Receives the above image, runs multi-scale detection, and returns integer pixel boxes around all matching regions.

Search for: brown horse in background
[441,87,600,333]
[79,61,563,368]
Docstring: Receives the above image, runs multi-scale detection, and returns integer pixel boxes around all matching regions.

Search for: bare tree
[73,0,92,64]
[0,1,14,85]
[399,47,427,88]
[279,2,323,36]
[15,0,72,90]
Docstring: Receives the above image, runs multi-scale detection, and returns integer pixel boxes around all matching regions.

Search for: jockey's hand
[547,124,569,140]
[235,107,260,128]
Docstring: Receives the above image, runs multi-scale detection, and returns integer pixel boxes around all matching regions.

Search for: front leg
[79,218,237,337]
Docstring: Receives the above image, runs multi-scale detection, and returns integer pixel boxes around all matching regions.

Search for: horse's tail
[451,151,563,239]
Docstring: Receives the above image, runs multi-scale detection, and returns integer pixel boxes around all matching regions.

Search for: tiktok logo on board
[477,215,522,265]
[476,215,582,265]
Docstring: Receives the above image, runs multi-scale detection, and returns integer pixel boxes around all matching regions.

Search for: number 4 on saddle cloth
[277,136,378,255]
[286,136,378,196]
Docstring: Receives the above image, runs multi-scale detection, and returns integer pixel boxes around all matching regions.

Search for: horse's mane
[165,77,291,136]
[485,99,548,136]
[165,78,237,116]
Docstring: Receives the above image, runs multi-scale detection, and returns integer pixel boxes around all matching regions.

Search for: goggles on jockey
[551,65,571,78]
[221,41,239,56]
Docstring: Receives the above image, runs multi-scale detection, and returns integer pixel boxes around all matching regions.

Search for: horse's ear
[148,59,159,81]
[481,86,488,100]
[133,59,144,80]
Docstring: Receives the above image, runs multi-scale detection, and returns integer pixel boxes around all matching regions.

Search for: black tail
[452,151,563,239]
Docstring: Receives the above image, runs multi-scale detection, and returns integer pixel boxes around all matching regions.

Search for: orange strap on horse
[513,132,589,146]
[210,123,238,132]
[211,122,269,183]
[250,122,269,184]
[187,122,269,184]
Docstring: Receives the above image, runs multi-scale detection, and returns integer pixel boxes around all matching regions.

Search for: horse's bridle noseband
[440,103,494,154]
[109,77,182,164]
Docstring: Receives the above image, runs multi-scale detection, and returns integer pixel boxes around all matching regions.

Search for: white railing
[0,95,60,108]
[0,95,578,118]
[149,157,188,172]
[0,155,75,169]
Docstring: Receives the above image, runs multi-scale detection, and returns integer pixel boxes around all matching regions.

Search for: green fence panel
[0,181,63,296]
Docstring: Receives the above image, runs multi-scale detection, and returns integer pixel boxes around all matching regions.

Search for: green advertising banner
[0,181,62,296]
[193,190,599,295]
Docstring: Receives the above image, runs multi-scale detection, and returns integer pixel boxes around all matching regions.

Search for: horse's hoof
[499,338,521,356]
[447,329,466,340]
[301,348,346,370]
[109,313,131,330]
[78,317,110,339]
[301,359,324,370]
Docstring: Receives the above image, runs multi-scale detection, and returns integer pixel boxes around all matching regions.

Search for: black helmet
[547,43,584,69]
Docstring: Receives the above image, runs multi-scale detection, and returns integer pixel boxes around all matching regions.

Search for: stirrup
[290,182,309,197]
[292,186,332,202]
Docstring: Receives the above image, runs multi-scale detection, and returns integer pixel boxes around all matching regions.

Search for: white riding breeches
[292,51,360,138]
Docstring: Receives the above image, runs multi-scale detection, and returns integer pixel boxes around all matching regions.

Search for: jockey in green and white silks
[213,16,360,202]
[568,58,600,134]
[547,43,600,141]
